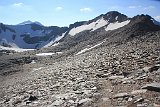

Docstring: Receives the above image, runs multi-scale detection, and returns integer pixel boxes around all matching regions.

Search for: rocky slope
[0,11,160,107]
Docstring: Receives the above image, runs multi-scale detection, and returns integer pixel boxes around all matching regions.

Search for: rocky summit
[0,11,160,107]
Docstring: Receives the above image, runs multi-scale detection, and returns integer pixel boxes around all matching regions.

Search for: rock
[142,67,152,72]
[134,98,144,103]
[12,96,22,105]
[113,93,130,99]
[137,103,147,107]
[49,99,64,106]
[91,87,97,90]
[126,101,137,107]
[102,97,110,101]
[108,75,124,80]
[131,89,147,95]
[54,93,75,100]
[96,73,109,78]
[143,65,160,72]
[78,98,92,105]
[135,74,147,80]
[122,76,135,84]
[31,60,36,64]
[142,83,160,92]
[154,103,160,107]
[68,100,75,104]
[28,96,38,101]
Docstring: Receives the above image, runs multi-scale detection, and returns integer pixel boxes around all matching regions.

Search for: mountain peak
[18,20,43,26]
[102,11,129,23]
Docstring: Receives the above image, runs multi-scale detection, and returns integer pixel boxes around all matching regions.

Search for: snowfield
[0,46,34,52]
[69,18,130,36]
[69,18,108,36]
[36,52,62,56]
[105,20,130,31]
[36,53,55,56]
[43,32,66,48]
[76,42,103,55]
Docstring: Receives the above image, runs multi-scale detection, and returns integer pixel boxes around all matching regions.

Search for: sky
[0,0,160,27]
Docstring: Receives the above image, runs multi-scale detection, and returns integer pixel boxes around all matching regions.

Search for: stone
[137,103,147,107]
[142,83,160,92]
[108,75,124,80]
[102,97,110,101]
[143,65,160,72]
[134,98,144,103]
[113,93,130,99]
[28,96,38,101]
[131,89,147,95]
[78,98,92,105]
[154,103,160,107]
[49,99,64,106]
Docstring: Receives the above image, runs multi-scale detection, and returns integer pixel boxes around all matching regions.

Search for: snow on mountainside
[105,20,130,31]
[69,18,108,36]
[151,19,160,26]
[68,11,130,36]
[0,23,68,49]
[0,45,34,52]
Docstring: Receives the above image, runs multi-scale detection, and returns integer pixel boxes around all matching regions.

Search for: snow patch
[0,45,34,52]
[69,18,108,36]
[52,42,60,47]
[32,67,43,72]
[115,16,118,20]
[151,19,160,26]
[31,60,36,64]
[76,42,103,55]
[56,52,63,54]
[105,20,130,31]
[43,32,66,48]
[36,53,55,56]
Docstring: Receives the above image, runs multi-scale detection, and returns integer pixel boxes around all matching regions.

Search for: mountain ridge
[0,11,160,50]
[18,20,44,26]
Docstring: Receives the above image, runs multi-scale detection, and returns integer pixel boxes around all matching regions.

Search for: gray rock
[142,83,160,92]
[143,65,160,72]
[131,89,147,95]
[78,98,92,105]
[108,75,124,80]
[113,93,130,99]
[48,99,64,106]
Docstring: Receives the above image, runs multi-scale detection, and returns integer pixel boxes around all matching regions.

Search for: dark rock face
[129,14,160,32]
[103,11,129,23]
[68,21,86,30]
[86,11,129,25]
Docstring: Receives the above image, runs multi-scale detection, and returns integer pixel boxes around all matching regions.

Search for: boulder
[142,83,160,92]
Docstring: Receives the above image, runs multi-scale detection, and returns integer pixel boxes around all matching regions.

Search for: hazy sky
[0,0,160,26]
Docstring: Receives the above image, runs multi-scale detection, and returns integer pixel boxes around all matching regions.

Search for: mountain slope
[45,12,160,56]
[67,11,130,36]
